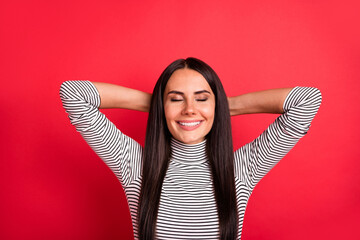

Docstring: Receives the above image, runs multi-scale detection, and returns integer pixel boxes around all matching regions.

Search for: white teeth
[179,121,201,127]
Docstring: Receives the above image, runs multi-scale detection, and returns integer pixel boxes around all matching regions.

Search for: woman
[60,57,322,240]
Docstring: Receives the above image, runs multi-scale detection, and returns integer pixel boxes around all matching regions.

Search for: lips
[176,120,203,130]
[179,121,201,126]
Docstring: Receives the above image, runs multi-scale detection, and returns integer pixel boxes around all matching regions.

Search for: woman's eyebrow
[167,90,184,95]
[194,90,211,95]
[167,90,211,95]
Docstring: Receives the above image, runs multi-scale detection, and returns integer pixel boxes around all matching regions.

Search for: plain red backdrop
[1,0,359,239]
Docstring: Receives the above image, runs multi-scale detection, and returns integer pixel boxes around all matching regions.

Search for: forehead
[165,68,213,93]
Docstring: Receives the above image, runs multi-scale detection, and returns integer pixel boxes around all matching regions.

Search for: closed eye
[196,98,208,102]
[170,99,183,102]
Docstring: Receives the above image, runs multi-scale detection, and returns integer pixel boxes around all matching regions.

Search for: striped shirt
[60,81,322,239]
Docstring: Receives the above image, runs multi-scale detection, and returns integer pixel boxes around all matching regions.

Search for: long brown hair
[138,57,238,239]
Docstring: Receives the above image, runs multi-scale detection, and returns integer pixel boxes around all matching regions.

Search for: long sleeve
[234,87,322,190]
[59,80,143,187]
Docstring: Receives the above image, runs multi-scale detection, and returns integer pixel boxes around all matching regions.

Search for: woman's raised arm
[59,80,145,187]
[232,86,322,189]
[92,82,152,111]
[228,88,293,116]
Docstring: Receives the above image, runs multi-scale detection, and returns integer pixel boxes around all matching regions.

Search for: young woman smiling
[60,57,322,240]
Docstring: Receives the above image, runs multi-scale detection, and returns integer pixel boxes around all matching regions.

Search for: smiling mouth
[178,121,202,127]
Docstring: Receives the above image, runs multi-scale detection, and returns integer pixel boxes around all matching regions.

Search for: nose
[182,101,196,115]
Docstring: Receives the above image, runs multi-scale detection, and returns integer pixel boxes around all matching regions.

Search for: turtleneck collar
[170,138,207,165]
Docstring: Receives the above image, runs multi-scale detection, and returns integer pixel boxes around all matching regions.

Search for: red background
[1,0,359,239]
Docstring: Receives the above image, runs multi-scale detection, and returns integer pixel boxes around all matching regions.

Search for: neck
[170,138,207,165]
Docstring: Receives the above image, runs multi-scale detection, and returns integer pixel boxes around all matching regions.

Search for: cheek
[202,105,216,120]
[164,105,172,120]
[164,105,178,127]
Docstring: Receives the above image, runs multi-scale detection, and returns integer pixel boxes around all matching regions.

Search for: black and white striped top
[60,81,322,239]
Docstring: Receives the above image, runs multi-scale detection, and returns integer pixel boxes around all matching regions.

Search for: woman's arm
[233,87,322,189]
[228,88,293,116]
[59,80,144,187]
[91,82,152,111]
